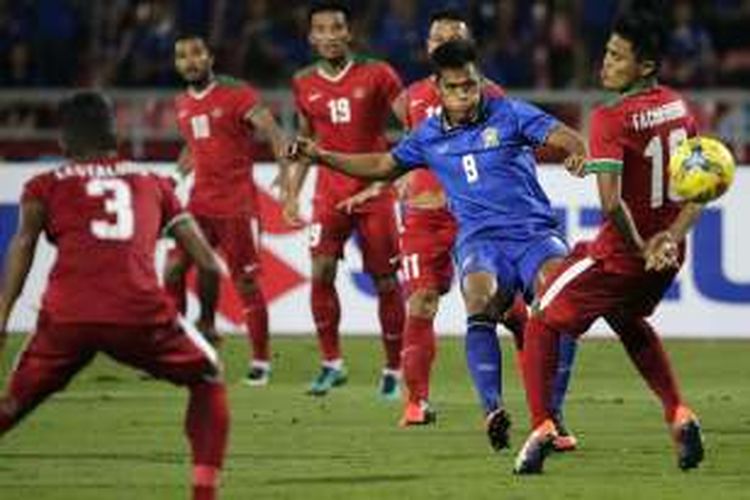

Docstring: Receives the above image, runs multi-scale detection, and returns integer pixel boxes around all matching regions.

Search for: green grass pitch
[1,335,749,499]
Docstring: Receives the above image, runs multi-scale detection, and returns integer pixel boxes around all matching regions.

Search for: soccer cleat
[513,419,557,475]
[307,366,348,396]
[378,370,401,401]
[399,400,437,427]
[485,408,512,451]
[672,405,705,471]
[243,365,271,387]
[551,413,578,452]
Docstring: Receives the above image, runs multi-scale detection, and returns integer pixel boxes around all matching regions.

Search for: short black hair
[174,32,213,53]
[612,2,667,73]
[429,8,467,26]
[308,1,351,25]
[58,91,117,157]
[430,39,478,73]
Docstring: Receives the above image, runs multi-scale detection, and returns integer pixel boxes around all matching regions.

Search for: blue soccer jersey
[392,96,560,250]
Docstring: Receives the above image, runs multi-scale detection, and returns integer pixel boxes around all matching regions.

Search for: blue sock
[465,314,502,414]
[550,334,578,418]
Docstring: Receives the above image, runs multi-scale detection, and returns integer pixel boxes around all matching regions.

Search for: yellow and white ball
[669,136,735,203]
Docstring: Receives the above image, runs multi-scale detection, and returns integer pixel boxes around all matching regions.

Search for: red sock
[608,314,683,422]
[522,318,559,428]
[378,285,405,370]
[193,485,216,500]
[186,383,229,500]
[402,315,435,403]
[241,288,270,362]
[502,295,528,351]
[311,279,341,361]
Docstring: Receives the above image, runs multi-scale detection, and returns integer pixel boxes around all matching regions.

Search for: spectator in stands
[371,0,424,83]
[548,4,577,88]
[32,0,85,86]
[0,3,34,87]
[574,0,618,85]
[117,0,176,86]
[481,0,536,88]
[662,0,716,88]
[232,0,288,86]
[713,0,750,86]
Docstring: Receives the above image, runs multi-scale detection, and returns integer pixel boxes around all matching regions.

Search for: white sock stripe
[177,316,219,367]
[539,256,595,311]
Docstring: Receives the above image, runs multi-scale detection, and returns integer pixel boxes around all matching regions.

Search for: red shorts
[7,312,219,415]
[171,214,261,279]
[400,207,457,295]
[535,242,678,336]
[309,193,400,276]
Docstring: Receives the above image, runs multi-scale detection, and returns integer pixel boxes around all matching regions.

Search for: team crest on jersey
[211,107,224,118]
[178,110,188,119]
[353,87,367,99]
[482,127,500,148]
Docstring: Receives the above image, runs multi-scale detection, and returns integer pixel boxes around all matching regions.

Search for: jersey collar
[187,80,217,100]
[440,97,490,132]
[316,58,354,83]
[620,77,658,98]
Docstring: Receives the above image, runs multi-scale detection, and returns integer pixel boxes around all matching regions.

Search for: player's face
[600,34,654,91]
[309,11,352,61]
[174,38,213,84]
[437,63,482,124]
[427,20,470,55]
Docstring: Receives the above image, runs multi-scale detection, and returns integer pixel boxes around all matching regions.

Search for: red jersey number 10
[85,178,135,241]
[643,127,688,208]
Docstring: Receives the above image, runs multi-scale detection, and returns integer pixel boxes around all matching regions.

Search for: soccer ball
[669,136,735,203]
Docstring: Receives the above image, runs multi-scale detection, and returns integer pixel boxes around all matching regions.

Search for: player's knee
[462,289,494,316]
[373,273,400,294]
[234,274,260,297]
[408,289,440,318]
[311,257,337,284]
[538,302,587,337]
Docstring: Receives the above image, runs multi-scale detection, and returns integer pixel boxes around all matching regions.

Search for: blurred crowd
[2,0,750,89]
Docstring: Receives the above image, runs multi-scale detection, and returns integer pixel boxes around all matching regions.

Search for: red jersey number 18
[644,127,688,208]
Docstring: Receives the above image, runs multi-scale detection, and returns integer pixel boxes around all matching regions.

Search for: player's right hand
[289,136,320,163]
[282,196,304,227]
[336,183,382,213]
[564,154,587,177]
[643,231,679,272]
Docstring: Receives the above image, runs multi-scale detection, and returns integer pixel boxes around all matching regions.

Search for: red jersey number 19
[644,127,688,208]
[327,98,351,124]
[85,178,135,241]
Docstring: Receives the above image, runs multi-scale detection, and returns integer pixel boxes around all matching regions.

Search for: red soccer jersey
[293,56,403,200]
[22,159,185,324]
[175,75,260,217]
[588,84,697,269]
[401,77,505,202]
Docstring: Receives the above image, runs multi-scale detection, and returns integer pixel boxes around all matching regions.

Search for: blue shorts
[455,232,568,303]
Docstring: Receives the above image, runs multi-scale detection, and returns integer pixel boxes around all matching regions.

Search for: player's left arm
[0,199,45,349]
[168,215,223,337]
[512,98,587,176]
[545,124,588,177]
[596,172,646,252]
[244,104,294,191]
